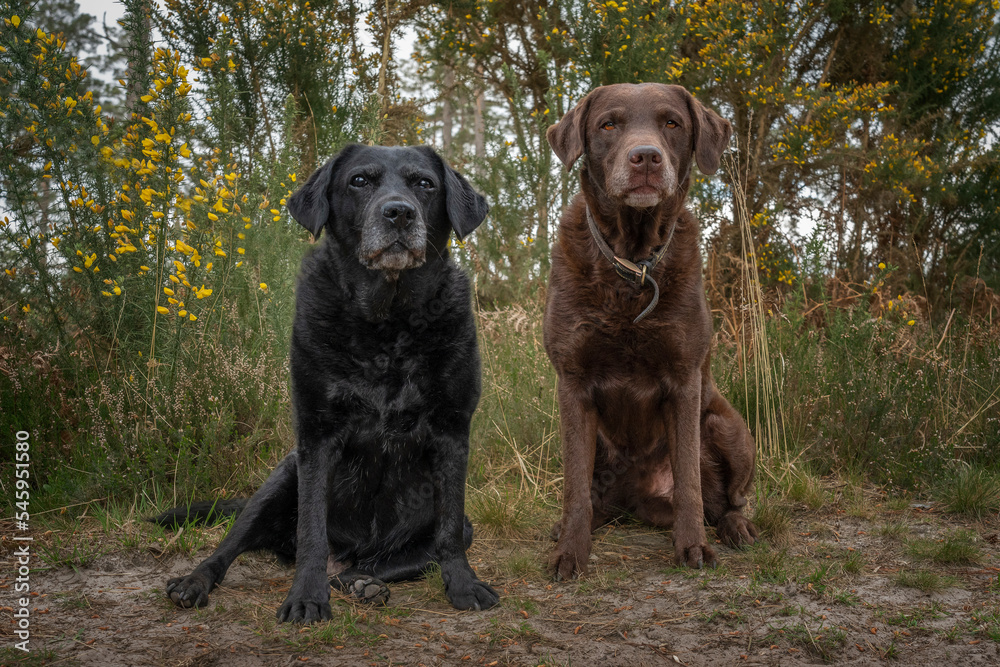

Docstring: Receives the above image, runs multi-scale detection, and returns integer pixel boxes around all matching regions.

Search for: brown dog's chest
[547,277,709,377]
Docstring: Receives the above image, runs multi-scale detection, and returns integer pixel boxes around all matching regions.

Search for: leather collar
[584,205,677,323]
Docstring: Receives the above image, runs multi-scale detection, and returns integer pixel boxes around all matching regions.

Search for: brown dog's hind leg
[700,390,759,548]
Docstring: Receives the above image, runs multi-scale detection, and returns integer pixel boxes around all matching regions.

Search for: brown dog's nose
[628,145,663,169]
[382,201,416,229]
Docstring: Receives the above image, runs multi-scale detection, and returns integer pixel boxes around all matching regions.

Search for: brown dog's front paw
[673,541,718,569]
[673,525,718,569]
[549,541,590,581]
[716,511,759,548]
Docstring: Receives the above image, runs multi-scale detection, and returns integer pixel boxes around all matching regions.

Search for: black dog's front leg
[165,451,300,609]
[277,442,338,623]
[431,430,500,611]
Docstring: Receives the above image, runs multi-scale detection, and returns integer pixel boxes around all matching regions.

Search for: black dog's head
[287,144,488,278]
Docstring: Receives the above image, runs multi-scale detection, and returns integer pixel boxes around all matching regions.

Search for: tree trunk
[123,0,152,116]
[474,66,485,160]
[536,122,550,275]
[441,67,454,156]
[377,0,392,124]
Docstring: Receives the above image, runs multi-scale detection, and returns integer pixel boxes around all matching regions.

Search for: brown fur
[544,83,758,579]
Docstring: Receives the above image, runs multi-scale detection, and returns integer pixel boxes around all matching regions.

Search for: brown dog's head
[547,84,731,209]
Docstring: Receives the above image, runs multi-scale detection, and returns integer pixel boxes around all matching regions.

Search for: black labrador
[153,144,500,623]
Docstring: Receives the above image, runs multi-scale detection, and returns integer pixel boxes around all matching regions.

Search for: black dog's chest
[328,343,438,446]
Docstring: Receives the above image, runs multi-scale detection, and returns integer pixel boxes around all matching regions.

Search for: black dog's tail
[148,499,248,528]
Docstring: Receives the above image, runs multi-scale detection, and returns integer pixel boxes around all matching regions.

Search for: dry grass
[724,144,789,477]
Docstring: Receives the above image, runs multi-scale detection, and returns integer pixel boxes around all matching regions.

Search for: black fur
[150,499,247,528]
[159,144,499,622]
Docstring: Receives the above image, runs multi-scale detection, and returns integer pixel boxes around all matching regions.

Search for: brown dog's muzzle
[612,140,677,209]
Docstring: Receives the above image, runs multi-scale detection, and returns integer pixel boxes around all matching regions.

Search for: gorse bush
[1,4,306,498]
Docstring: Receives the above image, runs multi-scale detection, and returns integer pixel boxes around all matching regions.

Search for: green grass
[55,591,93,610]
[468,485,542,539]
[938,467,1000,519]
[761,621,847,662]
[504,595,540,614]
[907,530,981,565]
[877,519,910,540]
[267,601,389,651]
[421,563,449,604]
[785,469,827,509]
[36,529,108,570]
[749,545,790,584]
[878,602,947,629]
[485,616,539,647]
[841,549,865,574]
[895,569,959,593]
[751,499,792,547]
[0,648,60,665]
[801,561,838,589]
[496,549,546,580]
[970,608,1000,642]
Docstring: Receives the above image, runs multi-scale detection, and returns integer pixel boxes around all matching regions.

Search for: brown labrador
[544,83,758,579]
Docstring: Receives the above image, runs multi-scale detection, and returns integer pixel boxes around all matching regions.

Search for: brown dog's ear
[546,95,592,171]
[687,95,732,175]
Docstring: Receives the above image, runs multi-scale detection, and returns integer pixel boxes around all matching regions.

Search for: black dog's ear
[443,165,489,240]
[416,146,489,240]
[546,94,592,171]
[685,93,732,175]
[287,144,359,237]
[286,160,334,237]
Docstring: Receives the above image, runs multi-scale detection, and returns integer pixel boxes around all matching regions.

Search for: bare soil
[4,491,1000,666]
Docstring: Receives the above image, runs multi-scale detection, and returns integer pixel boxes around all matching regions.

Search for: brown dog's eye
[601,121,616,131]
[665,120,679,129]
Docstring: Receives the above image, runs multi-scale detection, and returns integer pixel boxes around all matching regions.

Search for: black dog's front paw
[166,572,215,609]
[276,587,332,624]
[449,578,500,611]
[441,562,499,611]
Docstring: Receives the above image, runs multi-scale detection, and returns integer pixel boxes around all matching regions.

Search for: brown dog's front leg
[671,375,718,568]
[550,382,598,580]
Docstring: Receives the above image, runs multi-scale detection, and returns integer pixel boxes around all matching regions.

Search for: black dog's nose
[628,145,663,168]
[381,201,416,229]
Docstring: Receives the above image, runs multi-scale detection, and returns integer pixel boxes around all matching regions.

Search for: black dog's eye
[349,175,368,188]
[665,119,679,129]
[601,120,616,131]
[416,178,434,190]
